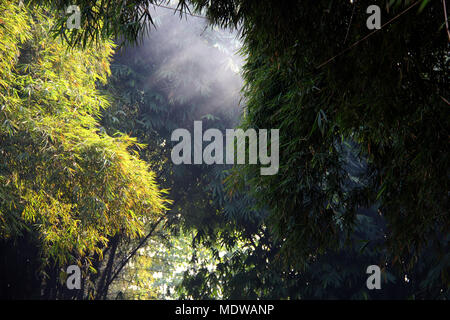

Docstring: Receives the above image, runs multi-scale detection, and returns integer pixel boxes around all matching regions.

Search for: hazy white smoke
[115,4,244,121]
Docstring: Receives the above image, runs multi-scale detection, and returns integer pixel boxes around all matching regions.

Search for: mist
[113,4,245,125]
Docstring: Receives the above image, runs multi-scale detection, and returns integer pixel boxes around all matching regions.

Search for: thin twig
[102,215,167,294]
[440,96,450,105]
[344,2,357,44]
[153,3,207,20]
[442,0,450,42]
[316,1,420,69]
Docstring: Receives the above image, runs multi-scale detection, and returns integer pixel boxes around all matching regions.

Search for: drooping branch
[101,215,168,297]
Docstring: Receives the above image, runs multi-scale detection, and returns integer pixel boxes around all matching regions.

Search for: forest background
[0,0,448,299]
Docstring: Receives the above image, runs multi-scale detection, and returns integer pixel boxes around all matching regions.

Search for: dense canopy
[1,0,448,299]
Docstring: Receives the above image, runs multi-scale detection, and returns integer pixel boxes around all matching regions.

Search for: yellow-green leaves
[0,0,170,274]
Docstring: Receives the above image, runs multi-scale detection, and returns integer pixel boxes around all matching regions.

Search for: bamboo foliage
[0,1,170,279]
